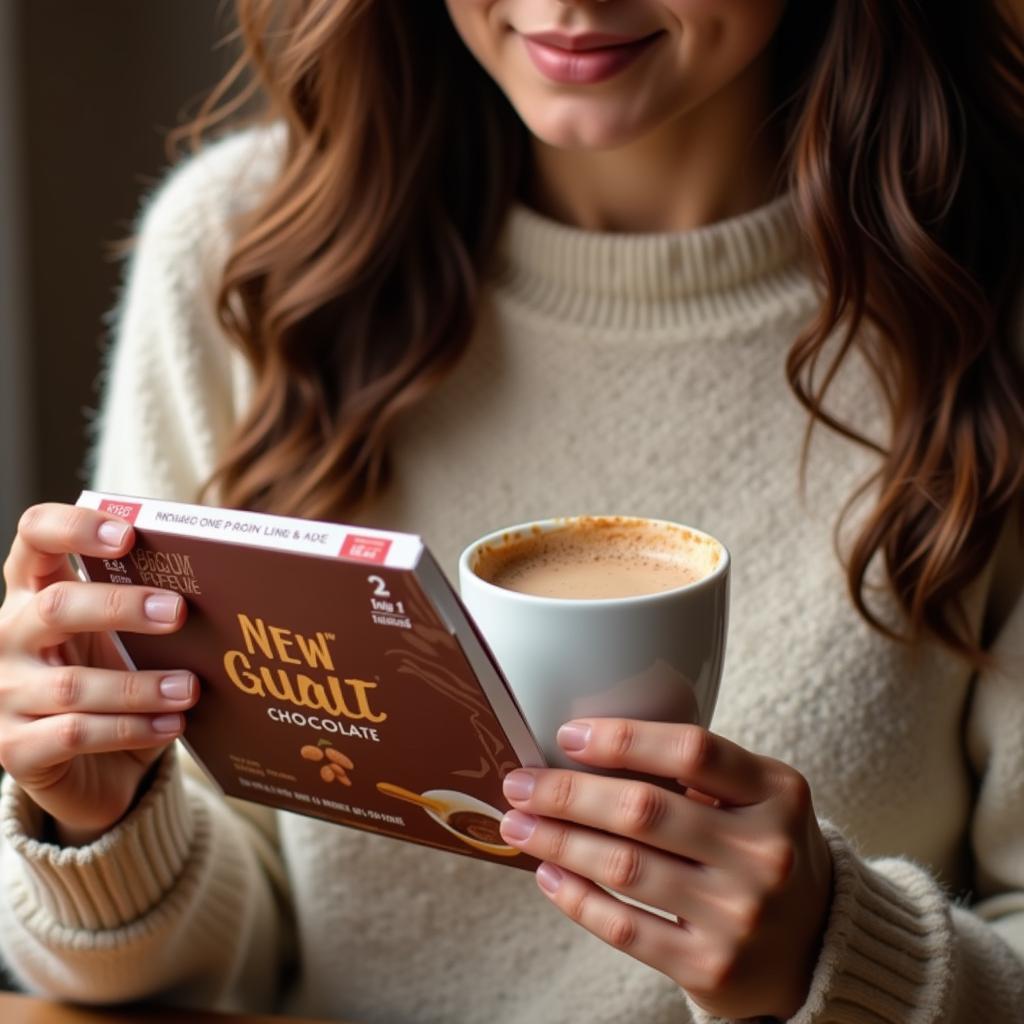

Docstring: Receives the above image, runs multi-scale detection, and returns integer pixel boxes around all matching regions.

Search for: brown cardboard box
[75,491,544,870]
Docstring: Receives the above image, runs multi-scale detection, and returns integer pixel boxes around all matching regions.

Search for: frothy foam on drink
[473,518,718,600]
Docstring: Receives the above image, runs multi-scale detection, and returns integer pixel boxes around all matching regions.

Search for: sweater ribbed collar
[493,194,808,333]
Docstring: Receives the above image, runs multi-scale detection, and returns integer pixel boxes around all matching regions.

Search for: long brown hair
[188,0,1024,664]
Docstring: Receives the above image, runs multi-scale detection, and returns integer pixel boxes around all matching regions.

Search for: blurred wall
[1,0,231,552]
[0,0,30,551]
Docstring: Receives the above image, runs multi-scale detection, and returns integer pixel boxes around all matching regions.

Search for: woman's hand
[499,719,833,1021]
[0,503,199,846]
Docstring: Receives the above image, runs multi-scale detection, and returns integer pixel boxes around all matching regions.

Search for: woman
[0,1,1021,1021]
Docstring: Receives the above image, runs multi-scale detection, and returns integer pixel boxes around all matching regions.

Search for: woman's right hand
[0,503,199,846]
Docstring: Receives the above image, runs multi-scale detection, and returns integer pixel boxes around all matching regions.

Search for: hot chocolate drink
[460,515,730,768]
[473,517,718,600]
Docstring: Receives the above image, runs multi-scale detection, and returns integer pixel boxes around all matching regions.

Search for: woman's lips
[521,31,662,86]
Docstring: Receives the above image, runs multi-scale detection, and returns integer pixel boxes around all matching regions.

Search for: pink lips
[522,30,662,85]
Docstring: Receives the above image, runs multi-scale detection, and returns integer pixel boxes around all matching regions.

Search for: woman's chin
[520,105,653,152]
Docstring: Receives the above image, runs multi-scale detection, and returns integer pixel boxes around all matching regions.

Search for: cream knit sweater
[1,128,1022,1024]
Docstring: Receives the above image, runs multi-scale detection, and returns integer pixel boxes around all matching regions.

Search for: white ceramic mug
[458,516,730,770]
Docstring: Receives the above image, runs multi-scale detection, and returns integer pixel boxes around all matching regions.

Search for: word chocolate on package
[75,491,545,869]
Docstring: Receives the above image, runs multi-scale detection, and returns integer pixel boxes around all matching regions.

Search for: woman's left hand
[499,719,833,1021]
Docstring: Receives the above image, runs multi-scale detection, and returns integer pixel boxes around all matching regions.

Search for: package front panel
[80,531,537,870]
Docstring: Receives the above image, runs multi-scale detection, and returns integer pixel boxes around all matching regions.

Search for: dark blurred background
[0,0,234,557]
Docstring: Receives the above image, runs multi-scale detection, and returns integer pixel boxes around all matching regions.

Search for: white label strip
[77,490,423,569]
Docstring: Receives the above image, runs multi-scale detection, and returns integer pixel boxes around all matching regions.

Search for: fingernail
[152,713,183,734]
[98,520,130,548]
[159,674,193,701]
[503,770,535,802]
[500,810,537,844]
[536,863,564,894]
[557,721,591,752]
[144,594,181,623]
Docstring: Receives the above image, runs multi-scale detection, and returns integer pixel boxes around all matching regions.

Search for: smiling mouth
[521,30,664,86]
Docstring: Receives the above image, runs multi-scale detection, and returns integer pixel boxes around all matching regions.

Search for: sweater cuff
[686,822,955,1024]
[0,747,194,931]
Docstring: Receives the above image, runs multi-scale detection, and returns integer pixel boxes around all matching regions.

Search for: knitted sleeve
[687,545,1024,1023]
[0,129,295,1013]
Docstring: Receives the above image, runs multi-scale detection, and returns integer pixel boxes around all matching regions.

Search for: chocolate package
[74,491,545,870]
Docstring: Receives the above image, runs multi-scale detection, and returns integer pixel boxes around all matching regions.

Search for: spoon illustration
[375,782,449,815]
[375,782,520,857]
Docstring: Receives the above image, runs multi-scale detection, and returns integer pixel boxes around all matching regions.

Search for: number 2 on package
[368,575,390,598]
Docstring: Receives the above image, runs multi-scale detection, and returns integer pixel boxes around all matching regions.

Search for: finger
[4,504,134,591]
[531,863,718,994]
[3,665,198,717]
[0,712,185,775]
[557,720,770,806]
[501,810,730,926]
[503,767,731,863]
[14,580,184,651]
